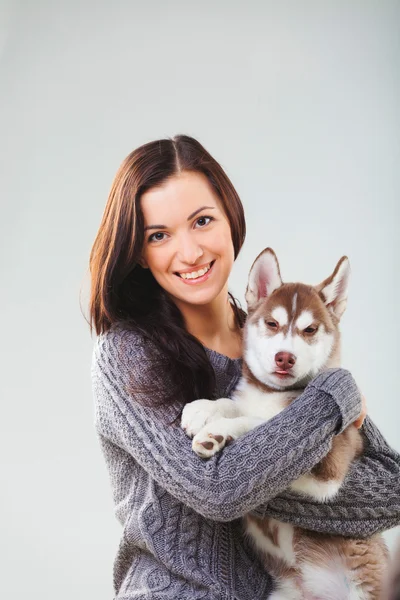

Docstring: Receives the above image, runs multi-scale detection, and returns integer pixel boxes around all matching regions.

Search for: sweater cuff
[308,368,362,434]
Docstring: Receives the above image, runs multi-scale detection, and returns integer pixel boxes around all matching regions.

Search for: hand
[354,393,367,429]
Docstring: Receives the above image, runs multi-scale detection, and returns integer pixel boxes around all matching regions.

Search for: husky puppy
[181,248,388,600]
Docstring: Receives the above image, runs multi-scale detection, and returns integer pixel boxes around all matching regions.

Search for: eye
[304,326,318,334]
[266,320,278,329]
[148,231,167,243]
[147,216,214,243]
[195,216,214,228]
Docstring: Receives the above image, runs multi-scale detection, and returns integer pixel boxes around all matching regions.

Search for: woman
[90,135,400,599]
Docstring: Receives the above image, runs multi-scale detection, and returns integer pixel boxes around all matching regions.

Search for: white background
[1,1,399,599]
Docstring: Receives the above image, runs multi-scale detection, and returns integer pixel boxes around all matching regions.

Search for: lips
[174,260,215,278]
[274,370,294,379]
[174,259,216,286]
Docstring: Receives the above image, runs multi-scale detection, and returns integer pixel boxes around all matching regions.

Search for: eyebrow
[143,206,216,231]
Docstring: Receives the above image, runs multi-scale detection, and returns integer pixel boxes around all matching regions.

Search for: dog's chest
[233,378,302,420]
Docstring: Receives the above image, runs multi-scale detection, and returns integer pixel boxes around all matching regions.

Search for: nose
[275,352,296,370]
[177,233,204,265]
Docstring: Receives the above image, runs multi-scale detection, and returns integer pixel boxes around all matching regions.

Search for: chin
[271,375,298,388]
[172,289,219,306]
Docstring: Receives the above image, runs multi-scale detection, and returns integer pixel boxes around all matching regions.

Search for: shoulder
[92,322,167,375]
[91,322,178,417]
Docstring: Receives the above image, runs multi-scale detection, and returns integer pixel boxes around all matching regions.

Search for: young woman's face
[139,171,235,307]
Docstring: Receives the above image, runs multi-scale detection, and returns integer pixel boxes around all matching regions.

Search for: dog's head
[243,248,350,390]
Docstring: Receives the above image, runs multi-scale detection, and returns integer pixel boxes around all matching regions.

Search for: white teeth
[179,263,212,280]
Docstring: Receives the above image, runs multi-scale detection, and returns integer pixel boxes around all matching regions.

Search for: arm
[254,416,400,538]
[92,327,361,523]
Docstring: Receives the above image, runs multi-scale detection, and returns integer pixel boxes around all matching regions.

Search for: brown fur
[246,389,387,597]
[298,531,389,599]
[253,283,338,337]
[246,515,388,599]
[241,253,388,598]
[311,424,364,481]
[384,537,400,600]
[248,515,281,547]
[247,283,342,380]
[246,515,302,592]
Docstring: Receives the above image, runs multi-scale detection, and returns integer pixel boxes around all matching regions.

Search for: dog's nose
[275,352,296,370]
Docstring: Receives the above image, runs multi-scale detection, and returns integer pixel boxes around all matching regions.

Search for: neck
[170,283,240,351]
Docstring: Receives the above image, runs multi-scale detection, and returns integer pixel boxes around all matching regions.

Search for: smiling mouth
[174,260,215,280]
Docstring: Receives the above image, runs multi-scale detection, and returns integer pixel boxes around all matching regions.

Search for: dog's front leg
[192,416,265,458]
[181,397,241,438]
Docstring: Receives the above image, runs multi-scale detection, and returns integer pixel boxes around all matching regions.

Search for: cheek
[220,239,235,269]
[313,332,335,363]
[213,224,235,257]
[143,252,171,282]
[262,334,288,366]
[246,322,285,364]
[292,332,334,369]
[292,337,314,361]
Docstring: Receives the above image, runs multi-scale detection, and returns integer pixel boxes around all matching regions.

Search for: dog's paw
[192,422,234,458]
[181,399,220,438]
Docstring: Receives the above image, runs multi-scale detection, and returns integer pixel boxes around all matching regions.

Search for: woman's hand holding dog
[354,394,367,429]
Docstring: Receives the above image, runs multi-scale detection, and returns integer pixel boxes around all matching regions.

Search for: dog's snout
[275,352,296,370]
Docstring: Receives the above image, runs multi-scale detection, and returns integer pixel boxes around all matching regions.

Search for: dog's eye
[266,321,278,328]
[304,326,318,334]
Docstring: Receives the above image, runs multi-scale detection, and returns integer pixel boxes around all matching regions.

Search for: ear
[315,256,350,319]
[137,256,149,269]
[245,248,283,312]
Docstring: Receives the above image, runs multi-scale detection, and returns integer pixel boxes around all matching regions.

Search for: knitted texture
[92,324,400,600]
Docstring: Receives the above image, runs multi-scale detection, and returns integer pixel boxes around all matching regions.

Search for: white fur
[290,474,341,501]
[268,583,302,600]
[188,383,299,458]
[295,310,314,331]
[272,306,289,326]
[181,249,357,600]
[245,249,282,310]
[233,380,299,420]
[301,563,366,600]
[257,316,268,336]
[292,293,297,315]
[244,321,334,390]
[319,258,350,319]
[245,519,296,566]
[191,415,266,457]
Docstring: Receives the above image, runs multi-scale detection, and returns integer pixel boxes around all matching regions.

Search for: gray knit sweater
[92,324,400,600]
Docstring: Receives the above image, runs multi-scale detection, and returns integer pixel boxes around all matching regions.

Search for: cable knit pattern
[92,324,400,599]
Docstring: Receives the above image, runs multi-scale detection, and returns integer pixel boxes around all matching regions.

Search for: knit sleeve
[256,416,400,538]
[92,327,361,523]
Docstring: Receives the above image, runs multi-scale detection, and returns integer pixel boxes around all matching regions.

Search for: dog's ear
[315,256,350,319]
[245,248,283,312]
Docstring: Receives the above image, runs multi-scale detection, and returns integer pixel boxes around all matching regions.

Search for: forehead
[140,171,222,222]
[259,283,333,329]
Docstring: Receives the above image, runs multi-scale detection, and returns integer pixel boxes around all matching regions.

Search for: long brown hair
[89,134,246,407]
